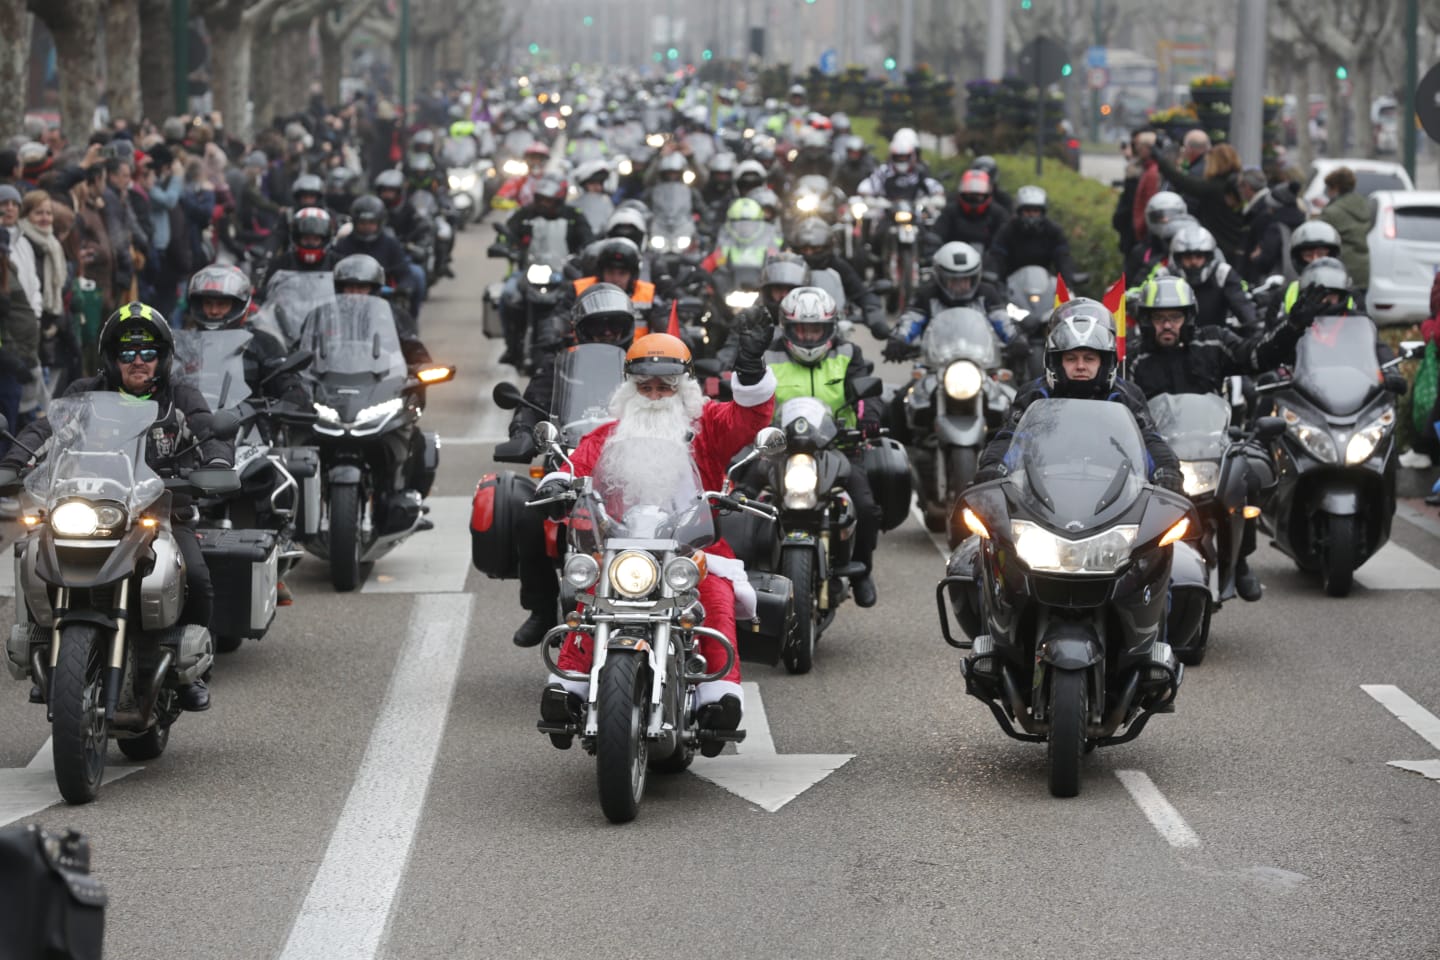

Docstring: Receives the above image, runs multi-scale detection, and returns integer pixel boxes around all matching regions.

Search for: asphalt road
[3,227,1440,960]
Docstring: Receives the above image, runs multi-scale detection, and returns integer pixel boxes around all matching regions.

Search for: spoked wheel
[51,624,110,805]
[781,549,817,675]
[596,650,649,824]
[328,484,364,592]
[1047,669,1088,798]
[1320,513,1357,598]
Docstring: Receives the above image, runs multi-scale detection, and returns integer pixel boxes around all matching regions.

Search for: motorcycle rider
[699,151,738,230]
[989,186,1080,291]
[700,197,782,274]
[1125,191,1189,289]
[403,151,457,279]
[565,238,661,339]
[328,194,422,315]
[261,206,336,289]
[831,135,876,197]
[856,128,945,203]
[883,241,1018,362]
[763,286,883,606]
[1163,223,1258,334]
[498,175,594,365]
[972,298,1185,492]
[290,173,324,211]
[375,167,437,289]
[1280,257,1405,392]
[1261,220,1347,328]
[932,169,1010,258]
[789,126,833,181]
[2,302,234,711]
[1128,274,1312,600]
[968,155,1013,214]
[716,251,810,368]
[498,283,640,647]
[537,328,778,750]
[788,216,888,338]
[735,159,768,199]
[322,166,359,220]
[645,151,704,213]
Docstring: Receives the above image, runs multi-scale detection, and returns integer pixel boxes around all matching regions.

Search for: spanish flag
[1053,273,1071,309]
[1102,275,1127,365]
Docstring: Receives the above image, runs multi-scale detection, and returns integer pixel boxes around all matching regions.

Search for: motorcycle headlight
[682,170,696,185]
[725,290,759,309]
[52,501,125,538]
[894,210,913,224]
[1345,408,1395,465]
[1011,521,1139,575]
[618,159,633,176]
[313,402,340,424]
[1279,405,1337,464]
[1179,460,1220,497]
[650,236,667,250]
[544,116,560,129]
[646,133,666,148]
[526,263,553,285]
[662,555,702,592]
[563,553,600,589]
[796,194,820,213]
[449,170,477,191]
[609,550,659,598]
[850,200,868,218]
[675,235,691,250]
[783,453,819,510]
[354,397,403,425]
[943,361,983,401]
[502,159,528,176]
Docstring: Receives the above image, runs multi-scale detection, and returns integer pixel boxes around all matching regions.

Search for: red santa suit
[554,369,777,691]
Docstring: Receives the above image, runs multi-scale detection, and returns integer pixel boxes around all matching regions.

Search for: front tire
[215,634,244,654]
[945,446,979,548]
[1047,669,1088,798]
[51,624,110,805]
[596,650,649,824]
[1321,513,1357,598]
[328,484,363,592]
[781,549,817,675]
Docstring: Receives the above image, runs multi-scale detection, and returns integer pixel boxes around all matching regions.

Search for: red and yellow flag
[1102,275,1127,364]
[1053,273,1071,309]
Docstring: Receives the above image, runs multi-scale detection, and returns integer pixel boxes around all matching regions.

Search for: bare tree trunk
[208,12,251,140]
[1295,61,1314,172]
[0,1,33,139]
[1353,56,1376,158]
[322,39,344,107]
[139,0,175,123]
[31,0,103,146]
[253,24,310,128]
[105,0,143,126]
[1324,62,1344,155]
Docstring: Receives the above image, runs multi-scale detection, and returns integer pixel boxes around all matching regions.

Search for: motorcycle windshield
[794,175,831,200]
[527,217,572,270]
[1006,266,1055,314]
[301,295,406,382]
[651,183,694,233]
[25,394,165,517]
[1147,393,1230,460]
[922,307,1000,369]
[500,130,534,157]
[259,271,335,347]
[173,330,254,411]
[410,191,438,217]
[1001,399,1146,529]
[809,268,847,312]
[1293,314,1382,417]
[724,220,771,249]
[569,438,715,554]
[573,194,615,234]
[552,343,625,448]
[442,138,478,166]
[684,133,715,166]
[779,396,839,445]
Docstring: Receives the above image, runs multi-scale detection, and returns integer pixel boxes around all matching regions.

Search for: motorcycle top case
[737,571,794,666]
[470,471,536,579]
[0,824,107,960]
[862,436,914,532]
[197,528,279,639]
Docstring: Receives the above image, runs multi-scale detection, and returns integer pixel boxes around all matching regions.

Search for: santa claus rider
[536,323,777,754]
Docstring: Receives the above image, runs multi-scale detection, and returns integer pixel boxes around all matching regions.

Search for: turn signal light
[961,507,990,540]
[21,515,37,527]
[140,517,158,528]
[1158,517,1190,547]
[416,366,455,384]
[1243,505,1262,519]
[529,465,545,479]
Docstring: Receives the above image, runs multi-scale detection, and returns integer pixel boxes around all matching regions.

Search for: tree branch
[240,0,292,28]
[323,0,381,40]
[357,12,399,41]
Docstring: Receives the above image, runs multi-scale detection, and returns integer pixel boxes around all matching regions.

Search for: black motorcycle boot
[1235,559,1263,602]
[538,684,582,749]
[513,610,552,648]
[176,678,211,712]
[852,574,878,608]
[697,694,743,758]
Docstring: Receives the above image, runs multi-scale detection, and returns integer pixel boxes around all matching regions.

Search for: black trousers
[844,457,881,575]
[515,501,559,615]
[174,525,213,629]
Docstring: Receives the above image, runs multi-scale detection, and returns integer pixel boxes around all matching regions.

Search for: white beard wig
[595,376,708,512]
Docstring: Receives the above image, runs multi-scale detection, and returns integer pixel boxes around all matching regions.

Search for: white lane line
[1354,542,1440,590]
[362,497,474,594]
[0,738,140,829]
[1114,770,1201,849]
[909,503,950,561]
[1361,684,1440,751]
[437,435,507,447]
[277,593,473,960]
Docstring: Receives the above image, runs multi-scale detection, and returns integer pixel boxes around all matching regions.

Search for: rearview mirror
[755,426,786,458]
[261,349,313,384]
[492,381,524,410]
[1401,340,1426,360]
[846,375,883,403]
[533,420,561,449]
[1253,416,1286,442]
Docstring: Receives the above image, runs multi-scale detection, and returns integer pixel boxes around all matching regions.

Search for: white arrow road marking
[1115,770,1201,849]
[692,681,854,813]
[1354,544,1440,590]
[1361,684,1440,779]
[0,737,142,828]
[278,593,472,960]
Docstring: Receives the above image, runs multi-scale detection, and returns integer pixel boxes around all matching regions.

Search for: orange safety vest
[572,277,657,335]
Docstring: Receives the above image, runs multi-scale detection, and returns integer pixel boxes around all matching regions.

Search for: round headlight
[783,453,820,510]
[563,553,600,589]
[796,194,819,212]
[609,551,659,598]
[662,556,701,592]
[94,505,126,529]
[943,361,983,400]
[650,236,666,250]
[51,501,99,537]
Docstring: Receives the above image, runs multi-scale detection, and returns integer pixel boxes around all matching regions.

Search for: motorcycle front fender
[328,464,363,486]
[1038,621,1103,671]
[1169,539,1209,593]
[934,413,985,448]
[1314,481,1362,517]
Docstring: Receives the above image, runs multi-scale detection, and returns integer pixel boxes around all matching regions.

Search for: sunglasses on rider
[118,348,160,364]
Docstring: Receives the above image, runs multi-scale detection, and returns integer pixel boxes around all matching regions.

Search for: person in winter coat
[989,186,1080,290]
[1318,166,1373,299]
[932,170,1009,259]
[1236,166,1306,285]
[1153,142,1245,264]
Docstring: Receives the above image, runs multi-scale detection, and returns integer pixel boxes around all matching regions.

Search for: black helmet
[99,301,175,391]
[533,175,567,214]
[970,155,998,183]
[759,251,810,318]
[789,217,832,269]
[572,282,637,348]
[592,238,641,282]
[333,253,386,295]
[350,195,386,242]
[1137,274,1199,344]
[187,264,253,330]
[1043,298,1117,398]
[292,173,324,205]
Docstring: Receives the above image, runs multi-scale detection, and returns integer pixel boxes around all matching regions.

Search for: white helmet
[779,286,839,365]
[932,241,984,305]
[889,127,919,164]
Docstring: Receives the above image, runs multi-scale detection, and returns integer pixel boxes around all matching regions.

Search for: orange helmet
[625,333,692,379]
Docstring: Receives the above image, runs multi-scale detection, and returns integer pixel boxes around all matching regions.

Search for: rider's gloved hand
[1385,371,1409,395]
[972,463,1008,486]
[1001,336,1031,365]
[733,316,774,385]
[1287,285,1329,330]
[1152,466,1186,494]
[883,336,918,363]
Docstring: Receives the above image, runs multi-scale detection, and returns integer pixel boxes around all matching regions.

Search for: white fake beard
[596,378,706,508]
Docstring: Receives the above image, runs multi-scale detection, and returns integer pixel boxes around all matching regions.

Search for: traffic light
[883,57,897,70]
[667,47,679,60]
[1335,66,1348,79]
[702,48,713,60]
[528,42,539,54]
[1021,0,1032,9]
[652,51,662,62]
[1100,103,1112,116]
[583,15,593,25]
[1060,63,1072,77]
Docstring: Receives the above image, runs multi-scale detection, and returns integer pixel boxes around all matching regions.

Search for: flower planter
[1189,87,1231,110]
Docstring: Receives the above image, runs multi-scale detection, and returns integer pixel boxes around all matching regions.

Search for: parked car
[1367,189,1440,325]
[1302,158,1414,216]
[1373,96,1400,155]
